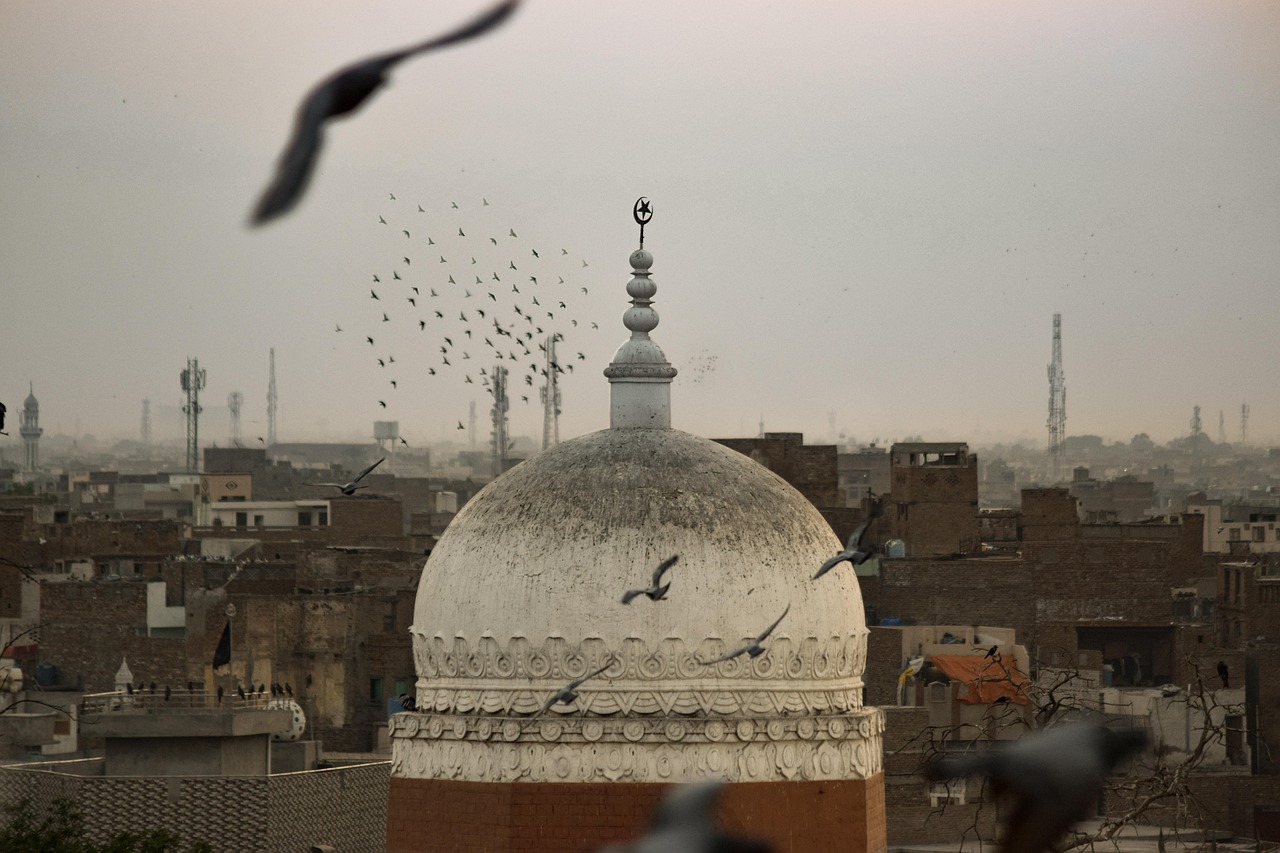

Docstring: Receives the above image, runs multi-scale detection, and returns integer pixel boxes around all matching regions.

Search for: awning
[929,654,1030,705]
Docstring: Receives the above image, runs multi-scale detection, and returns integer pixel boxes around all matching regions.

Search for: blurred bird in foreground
[250,0,519,225]
[925,721,1148,853]
[594,781,770,853]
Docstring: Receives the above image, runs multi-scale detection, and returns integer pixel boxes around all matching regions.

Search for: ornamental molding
[411,633,866,717]
[390,708,884,784]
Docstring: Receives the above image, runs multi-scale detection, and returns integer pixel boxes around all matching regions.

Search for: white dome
[413,427,865,652]
[395,427,881,785]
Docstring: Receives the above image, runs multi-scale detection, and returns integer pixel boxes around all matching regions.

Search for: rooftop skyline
[3,1,1278,449]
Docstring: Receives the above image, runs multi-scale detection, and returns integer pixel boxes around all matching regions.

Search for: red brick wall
[715,435,840,510]
[387,776,887,853]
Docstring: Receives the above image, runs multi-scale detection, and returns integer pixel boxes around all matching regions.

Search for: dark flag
[212,621,231,669]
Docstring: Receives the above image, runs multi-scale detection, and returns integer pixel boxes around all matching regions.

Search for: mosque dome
[393,223,880,792]
[24,385,38,411]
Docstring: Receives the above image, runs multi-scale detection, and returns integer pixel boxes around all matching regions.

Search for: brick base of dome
[387,774,886,853]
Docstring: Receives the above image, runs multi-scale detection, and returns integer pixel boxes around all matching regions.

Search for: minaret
[19,383,42,472]
[603,198,676,428]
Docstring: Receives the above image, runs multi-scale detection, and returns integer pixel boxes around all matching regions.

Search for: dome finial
[604,199,676,429]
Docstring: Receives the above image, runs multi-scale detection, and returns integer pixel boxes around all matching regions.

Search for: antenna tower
[1241,403,1250,446]
[180,358,206,472]
[1190,405,1203,476]
[490,365,509,478]
[1046,314,1067,480]
[141,399,151,446]
[1218,410,1226,445]
[266,348,278,447]
[468,401,477,451]
[540,334,561,450]
[228,392,243,445]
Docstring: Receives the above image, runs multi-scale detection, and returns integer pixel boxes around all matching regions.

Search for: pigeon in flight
[621,555,679,604]
[457,421,465,430]
[698,604,791,665]
[538,660,614,713]
[249,0,519,224]
[316,457,385,495]
[812,501,882,580]
[925,722,1148,853]
[598,781,770,853]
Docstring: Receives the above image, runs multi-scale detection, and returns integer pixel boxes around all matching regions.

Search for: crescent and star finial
[633,197,653,248]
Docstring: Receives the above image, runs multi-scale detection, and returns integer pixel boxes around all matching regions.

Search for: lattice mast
[1046,313,1067,480]
[228,392,243,445]
[140,399,151,446]
[266,348,278,447]
[1241,403,1250,446]
[180,358,206,472]
[490,365,509,478]
[540,334,561,450]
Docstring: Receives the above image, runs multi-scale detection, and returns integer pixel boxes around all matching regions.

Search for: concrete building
[0,685,389,852]
[879,442,980,556]
[388,242,886,852]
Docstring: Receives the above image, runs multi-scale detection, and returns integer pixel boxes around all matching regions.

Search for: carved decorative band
[412,634,867,684]
[390,710,884,783]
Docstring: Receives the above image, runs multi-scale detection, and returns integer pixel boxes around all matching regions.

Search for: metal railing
[80,689,280,715]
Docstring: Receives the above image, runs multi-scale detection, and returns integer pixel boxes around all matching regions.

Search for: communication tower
[1046,314,1067,481]
[540,334,561,450]
[1190,405,1203,476]
[490,364,509,478]
[266,348,278,447]
[1218,410,1226,445]
[141,399,151,447]
[180,359,206,472]
[228,392,243,445]
[1241,403,1250,446]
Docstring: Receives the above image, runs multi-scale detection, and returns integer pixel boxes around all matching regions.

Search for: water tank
[35,663,56,687]
[884,539,906,558]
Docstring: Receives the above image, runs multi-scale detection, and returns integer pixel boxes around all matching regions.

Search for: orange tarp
[929,654,1031,705]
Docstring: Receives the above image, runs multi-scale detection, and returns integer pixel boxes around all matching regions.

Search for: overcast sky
[3,1,1277,452]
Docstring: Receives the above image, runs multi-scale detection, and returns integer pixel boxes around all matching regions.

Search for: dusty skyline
[3,1,1278,451]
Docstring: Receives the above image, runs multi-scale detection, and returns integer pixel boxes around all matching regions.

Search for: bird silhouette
[316,457,385,495]
[250,0,518,224]
[598,781,770,853]
[621,555,679,604]
[457,421,465,430]
[813,501,883,580]
[538,660,613,713]
[926,722,1148,853]
[698,604,791,665]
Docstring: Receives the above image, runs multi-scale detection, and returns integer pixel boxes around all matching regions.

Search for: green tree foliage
[0,799,212,853]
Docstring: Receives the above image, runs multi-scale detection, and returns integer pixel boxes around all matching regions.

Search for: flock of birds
[340,193,603,435]
[241,2,1149,849]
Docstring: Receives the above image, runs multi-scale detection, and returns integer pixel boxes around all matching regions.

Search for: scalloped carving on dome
[412,634,865,717]
[389,708,884,783]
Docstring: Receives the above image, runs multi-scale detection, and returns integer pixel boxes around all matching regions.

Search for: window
[318,511,328,526]
[929,779,967,806]
[1254,527,1266,543]
[383,601,397,633]
[234,512,247,527]
[298,511,312,527]
[1229,528,1241,541]
[370,678,383,705]
[253,514,264,526]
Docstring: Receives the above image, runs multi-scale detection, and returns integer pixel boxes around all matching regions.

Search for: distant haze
[3,1,1277,451]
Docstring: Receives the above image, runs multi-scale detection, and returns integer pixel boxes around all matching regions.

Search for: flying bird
[925,722,1148,853]
[812,501,883,580]
[605,781,770,853]
[538,661,613,713]
[249,0,519,224]
[457,421,465,430]
[698,604,791,665]
[317,457,385,495]
[371,290,379,300]
[621,555,678,604]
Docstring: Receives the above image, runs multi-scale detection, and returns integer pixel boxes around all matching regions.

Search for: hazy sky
[3,1,1278,452]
